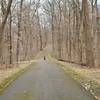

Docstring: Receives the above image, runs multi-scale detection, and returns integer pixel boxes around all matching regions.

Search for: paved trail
[0,59,96,100]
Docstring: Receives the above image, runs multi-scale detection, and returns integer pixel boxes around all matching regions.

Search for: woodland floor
[71,65,100,84]
[0,58,96,100]
[57,61,100,85]
[0,64,28,84]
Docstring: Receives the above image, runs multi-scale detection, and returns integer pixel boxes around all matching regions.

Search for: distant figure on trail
[44,56,46,60]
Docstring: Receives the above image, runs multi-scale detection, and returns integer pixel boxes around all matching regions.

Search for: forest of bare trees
[0,0,100,68]
[0,0,43,68]
[43,0,100,68]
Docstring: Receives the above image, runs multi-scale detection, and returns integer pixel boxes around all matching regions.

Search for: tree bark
[82,0,94,67]
[0,0,13,63]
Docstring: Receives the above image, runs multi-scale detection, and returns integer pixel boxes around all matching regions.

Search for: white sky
[26,0,100,4]
[98,0,100,4]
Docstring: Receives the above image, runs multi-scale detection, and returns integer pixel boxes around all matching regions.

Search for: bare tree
[0,0,13,63]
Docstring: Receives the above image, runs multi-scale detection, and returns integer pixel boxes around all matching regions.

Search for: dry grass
[72,67,100,84]
[60,62,100,85]
[0,63,29,84]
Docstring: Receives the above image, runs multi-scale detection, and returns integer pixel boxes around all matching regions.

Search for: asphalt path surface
[0,59,96,100]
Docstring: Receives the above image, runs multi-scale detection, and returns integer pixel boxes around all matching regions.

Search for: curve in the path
[0,59,96,100]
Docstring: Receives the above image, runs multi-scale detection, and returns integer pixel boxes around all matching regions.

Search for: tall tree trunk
[0,0,13,63]
[51,3,55,52]
[95,9,100,67]
[16,0,24,62]
[68,9,72,61]
[57,4,62,59]
[82,0,94,67]
[8,10,12,65]
[75,0,82,63]
[37,11,43,51]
